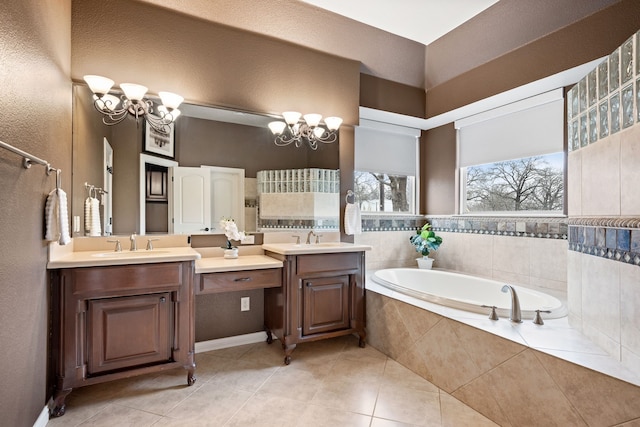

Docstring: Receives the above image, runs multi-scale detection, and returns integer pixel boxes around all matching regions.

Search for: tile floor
[47,335,498,427]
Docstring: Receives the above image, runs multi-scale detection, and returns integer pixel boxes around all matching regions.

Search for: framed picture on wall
[144,121,175,158]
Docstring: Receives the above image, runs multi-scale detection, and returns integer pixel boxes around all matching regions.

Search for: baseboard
[194,331,270,353]
[33,404,49,427]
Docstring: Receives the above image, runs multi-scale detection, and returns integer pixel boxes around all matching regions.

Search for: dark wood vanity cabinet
[264,251,366,364]
[49,261,196,417]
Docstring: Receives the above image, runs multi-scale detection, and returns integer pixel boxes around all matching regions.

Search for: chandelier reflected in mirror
[268,112,343,150]
[83,75,184,135]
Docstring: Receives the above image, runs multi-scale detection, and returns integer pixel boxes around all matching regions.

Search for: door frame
[139,154,178,235]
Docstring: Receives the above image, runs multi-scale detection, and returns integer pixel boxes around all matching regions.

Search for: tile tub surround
[365,285,640,427]
[566,31,640,385]
[356,228,569,296]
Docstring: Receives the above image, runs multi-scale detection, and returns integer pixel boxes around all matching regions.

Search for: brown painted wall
[0,1,71,426]
[359,74,425,118]
[423,124,457,214]
[426,0,640,117]
[71,0,361,125]
[175,117,339,176]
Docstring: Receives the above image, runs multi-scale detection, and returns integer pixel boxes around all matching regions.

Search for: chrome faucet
[306,230,317,244]
[130,233,137,251]
[107,239,122,252]
[501,285,522,323]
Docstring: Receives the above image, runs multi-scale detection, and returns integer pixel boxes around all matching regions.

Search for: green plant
[409,223,442,256]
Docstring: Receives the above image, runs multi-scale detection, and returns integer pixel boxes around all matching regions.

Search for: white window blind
[456,89,564,167]
[355,119,420,176]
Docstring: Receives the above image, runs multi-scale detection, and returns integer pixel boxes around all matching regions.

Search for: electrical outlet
[240,297,250,311]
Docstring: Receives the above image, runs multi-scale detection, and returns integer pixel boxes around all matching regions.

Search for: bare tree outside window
[354,171,415,213]
[464,153,563,213]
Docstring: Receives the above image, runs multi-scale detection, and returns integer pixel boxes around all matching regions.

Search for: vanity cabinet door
[87,292,172,375]
[302,275,350,336]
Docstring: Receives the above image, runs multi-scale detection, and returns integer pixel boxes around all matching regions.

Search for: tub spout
[501,285,522,323]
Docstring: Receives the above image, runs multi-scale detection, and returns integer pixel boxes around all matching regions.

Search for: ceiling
[299,0,499,46]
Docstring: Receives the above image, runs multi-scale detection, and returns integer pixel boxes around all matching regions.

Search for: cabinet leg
[50,388,72,417]
[185,353,196,386]
[358,331,366,348]
[282,343,296,365]
[266,329,274,344]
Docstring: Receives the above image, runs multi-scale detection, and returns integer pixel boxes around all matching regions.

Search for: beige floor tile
[439,392,498,427]
[298,403,372,427]
[370,418,418,427]
[47,336,504,427]
[373,383,441,426]
[381,359,439,393]
[257,365,325,402]
[225,393,309,427]
[310,377,380,415]
[78,403,162,426]
[206,358,279,393]
[163,382,252,424]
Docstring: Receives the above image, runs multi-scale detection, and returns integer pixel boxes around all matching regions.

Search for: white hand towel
[89,197,102,236]
[84,197,92,233]
[45,189,71,245]
[45,189,59,242]
[57,189,71,245]
[344,202,361,235]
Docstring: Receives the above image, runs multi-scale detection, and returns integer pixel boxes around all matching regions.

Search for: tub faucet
[501,285,522,323]
[130,233,137,251]
[306,230,317,244]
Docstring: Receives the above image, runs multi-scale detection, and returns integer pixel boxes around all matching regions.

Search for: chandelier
[268,112,342,150]
[83,75,184,135]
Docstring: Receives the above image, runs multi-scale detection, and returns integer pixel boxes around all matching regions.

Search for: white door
[103,138,113,235]
[201,166,245,232]
[170,167,211,234]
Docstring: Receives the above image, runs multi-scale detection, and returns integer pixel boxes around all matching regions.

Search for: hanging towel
[344,202,362,235]
[45,189,71,245]
[89,197,102,237]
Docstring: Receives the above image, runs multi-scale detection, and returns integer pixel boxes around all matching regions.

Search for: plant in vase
[409,223,442,269]
[219,218,245,259]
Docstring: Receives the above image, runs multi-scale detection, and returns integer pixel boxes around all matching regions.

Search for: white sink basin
[92,250,170,258]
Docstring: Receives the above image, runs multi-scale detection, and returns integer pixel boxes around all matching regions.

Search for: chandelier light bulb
[282,111,302,126]
[120,83,148,101]
[313,127,326,138]
[159,91,184,110]
[324,116,343,131]
[268,121,287,135]
[83,75,114,95]
[303,113,322,127]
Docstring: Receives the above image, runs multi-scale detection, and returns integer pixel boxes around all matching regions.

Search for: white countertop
[196,255,283,273]
[262,242,372,255]
[47,246,201,269]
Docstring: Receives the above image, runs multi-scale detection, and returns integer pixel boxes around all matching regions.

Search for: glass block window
[610,49,620,92]
[611,92,621,134]
[621,36,634,85]
[622,84,634,129]
[598,60,609,100]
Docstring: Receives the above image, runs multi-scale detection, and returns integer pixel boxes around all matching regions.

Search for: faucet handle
[146,238,160,251]
[533,309,552,325]
[107,239,122,252]
[481,305,499,321]
[315,234,323,244]
[292,235,300,245]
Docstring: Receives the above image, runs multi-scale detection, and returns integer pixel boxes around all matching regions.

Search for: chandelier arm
[100,110,130,126]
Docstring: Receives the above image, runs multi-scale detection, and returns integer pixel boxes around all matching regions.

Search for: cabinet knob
[160,297,166,303]
[234,277,252,282]
[306,282,312,287]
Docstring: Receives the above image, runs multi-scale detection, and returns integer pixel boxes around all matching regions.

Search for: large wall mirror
[71,84,340,236]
